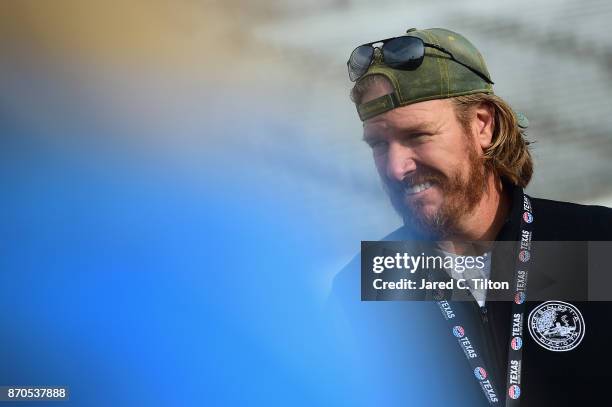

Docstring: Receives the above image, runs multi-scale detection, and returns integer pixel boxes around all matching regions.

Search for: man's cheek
[373,156,387,175]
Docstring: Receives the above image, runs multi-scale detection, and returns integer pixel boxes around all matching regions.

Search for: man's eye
[400,133,428,144]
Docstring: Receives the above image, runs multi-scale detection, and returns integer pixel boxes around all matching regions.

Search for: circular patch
[519,250,530,262]
[474,367,487,380]
[523,211,533,223]
[511,336,523,350]
[514,292,526,304]
[528,301,585,352]
[452,326,465,338]
[508,384,521,399]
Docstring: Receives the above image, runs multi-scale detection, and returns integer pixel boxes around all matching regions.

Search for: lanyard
[436,195,534,406]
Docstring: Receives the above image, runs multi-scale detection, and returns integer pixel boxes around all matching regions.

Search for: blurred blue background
[3,109,478,406]
[0,1,611,405]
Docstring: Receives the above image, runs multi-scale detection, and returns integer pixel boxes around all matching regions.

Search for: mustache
[385,168,447,194]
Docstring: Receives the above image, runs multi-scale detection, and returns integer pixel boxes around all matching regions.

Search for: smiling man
[361,94,505,241]
[350,30,527,244]
[330,27,612,406]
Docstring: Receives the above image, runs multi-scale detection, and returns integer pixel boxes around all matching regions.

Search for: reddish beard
[385,141,487,239]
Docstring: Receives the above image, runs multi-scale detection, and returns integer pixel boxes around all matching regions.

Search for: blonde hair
[451,94,533,188]
[350,74,390,104]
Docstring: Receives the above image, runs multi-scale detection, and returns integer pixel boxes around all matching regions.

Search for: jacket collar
[494,181,524,242]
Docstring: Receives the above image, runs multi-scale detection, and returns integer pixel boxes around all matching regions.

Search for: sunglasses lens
[383,36,424,69]
[348,45,374,81]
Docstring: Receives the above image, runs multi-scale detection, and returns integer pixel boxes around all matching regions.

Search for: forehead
[363,98,454,134]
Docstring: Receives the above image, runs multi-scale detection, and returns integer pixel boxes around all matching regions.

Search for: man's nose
[386,142,416,182]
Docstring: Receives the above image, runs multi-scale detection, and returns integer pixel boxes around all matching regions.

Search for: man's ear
[474,103,495,149]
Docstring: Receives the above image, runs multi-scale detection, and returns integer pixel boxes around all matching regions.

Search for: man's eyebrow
[362,131,386,143]
[397,121,438,133]
[362,121,438,140]
[362,132,377,142]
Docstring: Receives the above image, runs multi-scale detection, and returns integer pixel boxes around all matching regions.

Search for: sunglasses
[347,35,494,84]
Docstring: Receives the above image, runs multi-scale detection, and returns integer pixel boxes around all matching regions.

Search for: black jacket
[330,185,612,406]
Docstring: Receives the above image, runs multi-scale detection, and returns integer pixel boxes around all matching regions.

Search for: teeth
[405,182,432,195]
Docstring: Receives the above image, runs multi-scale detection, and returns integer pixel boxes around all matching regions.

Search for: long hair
[451,93,533,188]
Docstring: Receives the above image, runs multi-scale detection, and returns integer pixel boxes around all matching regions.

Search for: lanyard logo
[474,367,488,380]
[508,384,521,399]
[452,326,465,338]
[510,336,523,350]
[514,292,526,305]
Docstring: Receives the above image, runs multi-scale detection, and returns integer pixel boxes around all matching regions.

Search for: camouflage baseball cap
[354,27,494,121]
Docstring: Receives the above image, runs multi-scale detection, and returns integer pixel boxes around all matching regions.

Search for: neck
[438,174,511,255]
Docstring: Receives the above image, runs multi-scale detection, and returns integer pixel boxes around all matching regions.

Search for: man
[331,27,612,406]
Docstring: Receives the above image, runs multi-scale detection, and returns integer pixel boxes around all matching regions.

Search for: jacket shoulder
[329,225,416,303]
[530,196,612,240]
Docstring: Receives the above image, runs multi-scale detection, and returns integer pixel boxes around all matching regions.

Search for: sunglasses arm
[425,43,494,85]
